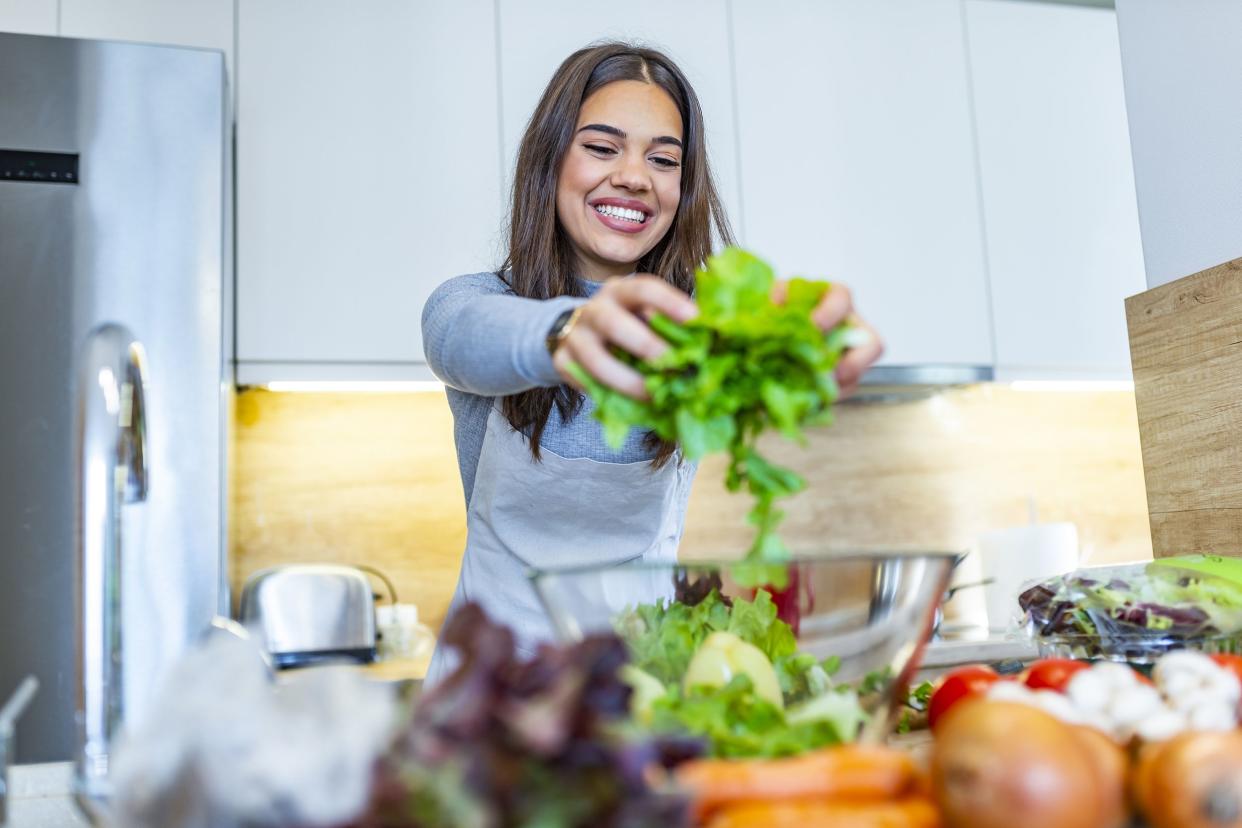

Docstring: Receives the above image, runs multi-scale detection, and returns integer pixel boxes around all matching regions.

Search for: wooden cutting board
[1126,256,1242,557]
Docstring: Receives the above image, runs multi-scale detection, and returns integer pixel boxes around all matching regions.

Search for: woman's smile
[589,197,653,234]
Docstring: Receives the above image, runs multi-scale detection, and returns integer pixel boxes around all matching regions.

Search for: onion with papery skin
[1134,730,1242,828]
[1071,724,1129,828]
[931,699,1126,828]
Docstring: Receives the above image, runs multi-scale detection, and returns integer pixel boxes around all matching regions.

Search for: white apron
[425,405,694,684]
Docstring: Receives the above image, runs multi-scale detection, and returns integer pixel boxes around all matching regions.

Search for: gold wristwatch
[546,305,584,355]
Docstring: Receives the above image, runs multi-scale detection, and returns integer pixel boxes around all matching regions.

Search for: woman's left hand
[774,280,884,400]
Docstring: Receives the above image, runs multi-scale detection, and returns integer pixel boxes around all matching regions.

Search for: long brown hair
[500,41,734,463]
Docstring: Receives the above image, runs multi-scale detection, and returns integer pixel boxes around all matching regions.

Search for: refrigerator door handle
[73,323,149,817]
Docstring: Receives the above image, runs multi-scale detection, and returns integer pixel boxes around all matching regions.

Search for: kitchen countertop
[914,633,1040,683]
[922,633,1039,666]
[6,762,87,828]
[354,653,430,683]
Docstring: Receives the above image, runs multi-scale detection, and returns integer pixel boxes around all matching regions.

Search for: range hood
[851,364,994,403]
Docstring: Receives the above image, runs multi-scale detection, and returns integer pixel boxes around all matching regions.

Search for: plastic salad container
[1018,555,1242,663]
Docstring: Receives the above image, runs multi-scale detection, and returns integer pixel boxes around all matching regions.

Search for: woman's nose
[609,153,649,191]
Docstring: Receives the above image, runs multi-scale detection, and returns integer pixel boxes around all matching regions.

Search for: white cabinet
[731,0,993,369]
[235,0,502,382]
[496,0,741,229]
[60,0,233,82]
[1116,0,1242,288]
[0,0,55,35]
[966,0,1146,380]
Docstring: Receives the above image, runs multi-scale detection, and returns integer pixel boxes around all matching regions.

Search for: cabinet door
[1116,0,1242,288]
[967,0,1146,380]
[60,0,233,80]
[0,0,56,35]
[732,0,993,369]
[236,0,501,380]
[496,0,741,229]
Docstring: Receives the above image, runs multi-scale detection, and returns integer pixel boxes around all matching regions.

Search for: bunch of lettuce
[615,588,866,759]
[647,674,863,759]
[349,603,700,828]
[618,587,835,700]
[568,248,853,580]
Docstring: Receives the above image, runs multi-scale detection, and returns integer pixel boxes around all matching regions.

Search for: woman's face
[556,80,684,281]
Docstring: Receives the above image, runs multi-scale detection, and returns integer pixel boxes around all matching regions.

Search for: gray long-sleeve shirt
[421,271,683,506]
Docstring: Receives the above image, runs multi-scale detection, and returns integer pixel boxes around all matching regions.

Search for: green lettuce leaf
[649,675,851,759]
[569,247,851,573]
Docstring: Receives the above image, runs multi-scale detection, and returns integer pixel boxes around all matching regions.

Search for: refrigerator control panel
[1,149,79,184]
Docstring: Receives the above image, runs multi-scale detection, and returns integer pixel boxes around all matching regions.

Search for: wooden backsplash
[231,385,1152,632]
[1126,256,1242,556]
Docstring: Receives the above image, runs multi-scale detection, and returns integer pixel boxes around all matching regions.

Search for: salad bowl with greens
[529,552,955,758]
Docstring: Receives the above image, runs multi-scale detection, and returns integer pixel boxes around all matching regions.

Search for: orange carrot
[675,745,919,819]
[704,796,941,828]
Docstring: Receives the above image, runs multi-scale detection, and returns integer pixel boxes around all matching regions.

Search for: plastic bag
[107,630,398,828]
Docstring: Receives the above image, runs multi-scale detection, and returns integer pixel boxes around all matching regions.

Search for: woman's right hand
[552,274,698,400]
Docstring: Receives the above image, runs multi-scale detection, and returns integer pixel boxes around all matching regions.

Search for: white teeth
[594,204,646,224]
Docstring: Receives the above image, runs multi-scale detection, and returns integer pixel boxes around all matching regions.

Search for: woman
[422,42,882,681]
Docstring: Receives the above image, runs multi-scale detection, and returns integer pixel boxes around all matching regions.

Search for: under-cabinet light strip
[262,380,445,393]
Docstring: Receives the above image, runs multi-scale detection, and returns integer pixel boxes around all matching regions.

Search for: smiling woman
[418,42,882,685]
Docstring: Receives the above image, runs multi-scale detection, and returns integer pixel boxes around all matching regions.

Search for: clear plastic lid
[1017,556,1242,662]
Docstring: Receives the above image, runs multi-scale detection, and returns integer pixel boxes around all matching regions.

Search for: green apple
[785,689,867,740]
[619,665,667,725]
[683,631,784,709]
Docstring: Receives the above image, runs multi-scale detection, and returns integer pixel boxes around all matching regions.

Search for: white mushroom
[1188,701,1238,732]
[986,681,1034,704]
[1029,689,1091,727]
[1134,709,1187,743]
[1109,683,1165,732]
[985,681,1092,730]
[1154,650,1242,723]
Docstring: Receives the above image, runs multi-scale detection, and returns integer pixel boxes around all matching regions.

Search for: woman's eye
[584,143,617,156]
[650,156,681,169]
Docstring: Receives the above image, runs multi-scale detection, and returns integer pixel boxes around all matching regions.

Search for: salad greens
[615,587,867,758]
[896,680,935,734]
[1018,558,1242,660]
[568,248,854,583]
[1020,561,1242,638]
[647,675,860,759]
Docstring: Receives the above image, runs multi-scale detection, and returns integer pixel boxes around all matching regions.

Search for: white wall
[1116,0,1242,287]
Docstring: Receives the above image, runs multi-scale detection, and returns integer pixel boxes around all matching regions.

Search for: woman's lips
[591,204,649,235]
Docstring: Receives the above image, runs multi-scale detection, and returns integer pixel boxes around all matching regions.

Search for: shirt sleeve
[421,273,587,396]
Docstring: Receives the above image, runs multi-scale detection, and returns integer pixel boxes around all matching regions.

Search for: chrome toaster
[239,564,377,668]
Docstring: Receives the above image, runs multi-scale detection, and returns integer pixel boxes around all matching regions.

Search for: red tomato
[929,665,1001,731]
[1210,654,1242,685]
[1024,659,1091,693]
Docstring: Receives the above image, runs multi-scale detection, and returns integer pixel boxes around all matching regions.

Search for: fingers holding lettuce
[553,251,882,404]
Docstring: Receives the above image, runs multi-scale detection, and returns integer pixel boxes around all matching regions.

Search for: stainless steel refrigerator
[0,31,231,768]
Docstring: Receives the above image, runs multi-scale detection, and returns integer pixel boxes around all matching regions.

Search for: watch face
[547,308,575,353]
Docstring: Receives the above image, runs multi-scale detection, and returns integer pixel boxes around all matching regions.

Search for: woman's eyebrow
[577,124,684,149]
[578,123,626,139]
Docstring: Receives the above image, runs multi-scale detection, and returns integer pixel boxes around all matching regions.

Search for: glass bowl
[528,551,957,740]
